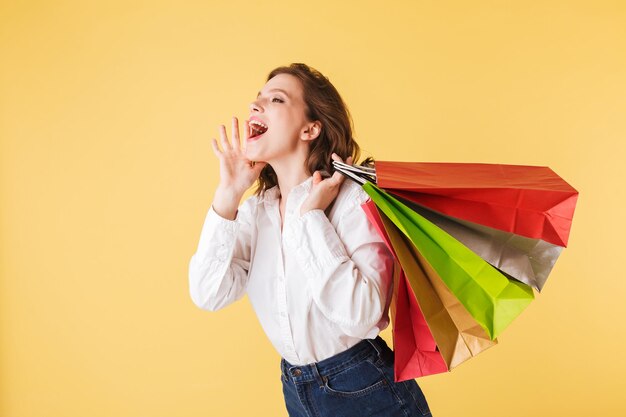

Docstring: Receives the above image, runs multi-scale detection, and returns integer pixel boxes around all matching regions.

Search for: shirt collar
[262,175,314,203]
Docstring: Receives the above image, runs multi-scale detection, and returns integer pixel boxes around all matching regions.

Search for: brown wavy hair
[253,63,373,196]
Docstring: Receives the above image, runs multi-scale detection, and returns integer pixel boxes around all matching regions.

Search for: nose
[249,99,262,113]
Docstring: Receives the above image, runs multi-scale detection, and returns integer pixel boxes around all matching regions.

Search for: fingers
[330,153,353,164]
[231,117,240,149]
[212,118,251,161]
[331,169,344,184]
[211,138,222,158]
[242,119,249,154]
[330,153,350,185]
[219,124,231,151]
[312,170,323,185]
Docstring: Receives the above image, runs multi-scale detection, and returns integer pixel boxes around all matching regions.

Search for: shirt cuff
[283,209,349,278]
[196,205,240,260]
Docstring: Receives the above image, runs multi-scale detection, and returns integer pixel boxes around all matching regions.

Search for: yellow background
[1,1,624,416]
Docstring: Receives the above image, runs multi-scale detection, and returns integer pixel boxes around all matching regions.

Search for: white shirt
[188,175,395,365]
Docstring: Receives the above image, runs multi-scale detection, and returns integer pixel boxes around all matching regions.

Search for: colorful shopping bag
[390,193,562,292]
[363,181,535,340]
[368,203,498,376]
[335,160,579,381]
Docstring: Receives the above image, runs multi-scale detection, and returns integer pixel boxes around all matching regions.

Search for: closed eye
[272,97,284,103]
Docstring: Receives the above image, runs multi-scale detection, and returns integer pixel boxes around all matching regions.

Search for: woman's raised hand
[211,116,267,196]
[300,153,354,216]
[210,116,267,220]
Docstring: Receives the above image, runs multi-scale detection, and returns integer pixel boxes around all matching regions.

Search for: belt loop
[280,359,285,381]
[311,363,326,388]
[366,337,383,358]
[281,359,288,382]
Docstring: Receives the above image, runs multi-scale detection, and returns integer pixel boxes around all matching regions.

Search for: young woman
[189,63,433,416]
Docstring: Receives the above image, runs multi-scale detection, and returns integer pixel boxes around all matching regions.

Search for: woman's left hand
[300,153,354,216]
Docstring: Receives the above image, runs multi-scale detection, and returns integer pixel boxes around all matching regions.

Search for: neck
[271,159,311,204]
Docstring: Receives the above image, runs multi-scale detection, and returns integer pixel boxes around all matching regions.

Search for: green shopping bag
[363,182,535,340]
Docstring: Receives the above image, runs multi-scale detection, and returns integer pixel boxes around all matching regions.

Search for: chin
[244,148,260,160]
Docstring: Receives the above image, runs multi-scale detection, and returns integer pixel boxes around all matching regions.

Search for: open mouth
[249,120,268,140]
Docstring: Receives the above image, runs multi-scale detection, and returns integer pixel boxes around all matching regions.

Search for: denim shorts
[280,335,433,416]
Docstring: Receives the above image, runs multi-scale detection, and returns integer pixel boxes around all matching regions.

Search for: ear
[300,120,322,142]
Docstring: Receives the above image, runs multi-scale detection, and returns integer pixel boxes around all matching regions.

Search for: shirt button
[291,368,302,376]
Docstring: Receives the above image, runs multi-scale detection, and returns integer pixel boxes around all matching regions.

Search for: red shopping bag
[375,161,578,247]
[362,200,448,381]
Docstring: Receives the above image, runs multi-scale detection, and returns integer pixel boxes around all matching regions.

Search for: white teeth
[249,119,268,138]
[249,120,268,129]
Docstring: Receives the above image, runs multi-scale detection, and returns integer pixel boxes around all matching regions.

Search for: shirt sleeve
[188,196,255,311]
[283,187,395,337]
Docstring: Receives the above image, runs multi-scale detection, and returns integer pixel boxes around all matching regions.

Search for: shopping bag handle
[332,160,377,185]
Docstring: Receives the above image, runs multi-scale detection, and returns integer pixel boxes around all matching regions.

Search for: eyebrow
[257,88,290,99]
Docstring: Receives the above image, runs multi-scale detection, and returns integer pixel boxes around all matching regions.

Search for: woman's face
[245,73,319,164]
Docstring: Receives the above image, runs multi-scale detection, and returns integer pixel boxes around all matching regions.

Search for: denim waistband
[280,336,391,385]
